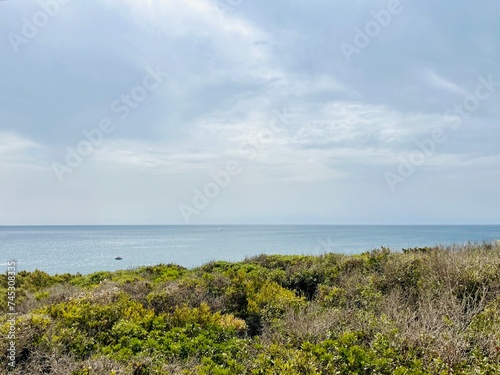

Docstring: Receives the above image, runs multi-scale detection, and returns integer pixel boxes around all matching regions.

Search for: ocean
[1,225,499,275]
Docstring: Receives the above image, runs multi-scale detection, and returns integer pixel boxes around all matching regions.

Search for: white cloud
[0,132,43,165]
[0,0,499,224]
[422,68,468,96]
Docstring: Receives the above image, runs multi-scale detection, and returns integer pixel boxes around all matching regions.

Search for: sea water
[0,225,499,275]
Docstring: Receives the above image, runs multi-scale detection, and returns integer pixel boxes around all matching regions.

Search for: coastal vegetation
[2,242,500,374]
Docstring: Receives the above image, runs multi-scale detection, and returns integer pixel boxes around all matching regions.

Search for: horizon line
[1,223,499,227]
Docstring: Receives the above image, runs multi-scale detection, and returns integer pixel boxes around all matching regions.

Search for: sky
[0,0,499,225]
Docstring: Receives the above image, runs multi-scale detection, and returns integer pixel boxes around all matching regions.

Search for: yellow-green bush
[2,242,500,374]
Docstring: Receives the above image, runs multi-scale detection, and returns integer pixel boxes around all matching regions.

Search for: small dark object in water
[115,256,123,260]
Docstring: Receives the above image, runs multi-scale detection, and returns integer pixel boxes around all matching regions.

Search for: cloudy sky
[0,0,499,225]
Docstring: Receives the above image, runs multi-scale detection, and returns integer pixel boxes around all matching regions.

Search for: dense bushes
[1,242,500,374]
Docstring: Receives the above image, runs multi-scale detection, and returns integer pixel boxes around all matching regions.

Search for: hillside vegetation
[1,242,500,374]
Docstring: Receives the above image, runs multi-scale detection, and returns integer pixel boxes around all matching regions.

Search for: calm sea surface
[1,225,499,275]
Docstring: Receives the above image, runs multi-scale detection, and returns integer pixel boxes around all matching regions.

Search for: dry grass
[261,243,500,369]
[7,353,129,375]
[2,242,500,374]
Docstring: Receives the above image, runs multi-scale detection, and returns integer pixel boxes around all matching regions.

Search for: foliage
[1,243,500,374]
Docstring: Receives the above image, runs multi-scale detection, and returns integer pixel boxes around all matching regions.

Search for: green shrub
[1,242,500,374]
